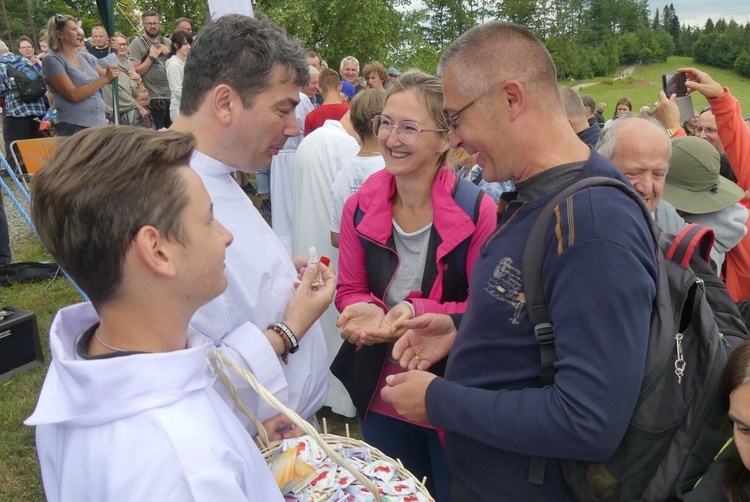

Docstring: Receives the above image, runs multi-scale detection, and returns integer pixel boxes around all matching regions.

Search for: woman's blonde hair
[45,14,76,51]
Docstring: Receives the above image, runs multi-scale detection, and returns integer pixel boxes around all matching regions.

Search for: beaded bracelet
[268,324,291,364]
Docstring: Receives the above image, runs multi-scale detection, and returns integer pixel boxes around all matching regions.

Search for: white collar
[190,150,236,177]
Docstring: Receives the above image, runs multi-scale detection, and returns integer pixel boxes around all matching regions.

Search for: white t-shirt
[329,155,385,233]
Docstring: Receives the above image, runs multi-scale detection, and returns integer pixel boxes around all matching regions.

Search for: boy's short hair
[318,68,340,93]
[350,88,385,143]
[31,126,196,305]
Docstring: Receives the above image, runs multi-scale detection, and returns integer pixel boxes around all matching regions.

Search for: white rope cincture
[207,349,384,501]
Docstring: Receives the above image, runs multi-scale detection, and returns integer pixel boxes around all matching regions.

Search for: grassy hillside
[567,56,750,118]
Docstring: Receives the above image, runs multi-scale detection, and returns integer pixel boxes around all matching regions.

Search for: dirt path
[570,63,640,92]
[616,64,639,79]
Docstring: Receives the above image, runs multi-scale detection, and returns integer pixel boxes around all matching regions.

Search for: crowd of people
[0,12,198,264]
[2,11,750,502]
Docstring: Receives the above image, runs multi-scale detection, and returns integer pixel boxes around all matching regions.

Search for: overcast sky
[653,0,749,28]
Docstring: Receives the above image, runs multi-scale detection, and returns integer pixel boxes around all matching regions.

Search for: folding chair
[10,137,58,191]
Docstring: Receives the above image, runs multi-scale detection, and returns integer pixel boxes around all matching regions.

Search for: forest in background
[1,0,749,80]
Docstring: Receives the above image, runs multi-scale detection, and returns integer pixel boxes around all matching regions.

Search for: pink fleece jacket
[335,167,497,315]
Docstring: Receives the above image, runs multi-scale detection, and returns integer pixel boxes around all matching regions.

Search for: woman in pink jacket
[331,70,496,501]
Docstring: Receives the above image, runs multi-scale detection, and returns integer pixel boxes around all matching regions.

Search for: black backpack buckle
[534,322,555,346]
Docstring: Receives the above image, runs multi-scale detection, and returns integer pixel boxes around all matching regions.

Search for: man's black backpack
[523,176,748,501]
[6,57,46,102]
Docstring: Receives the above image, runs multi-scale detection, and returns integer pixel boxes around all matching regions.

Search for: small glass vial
[309,246,324,288]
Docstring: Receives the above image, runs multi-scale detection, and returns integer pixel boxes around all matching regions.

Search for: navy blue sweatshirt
[425,152,658,500]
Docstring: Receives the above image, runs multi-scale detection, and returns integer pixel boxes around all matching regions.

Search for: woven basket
[209,350,434,502]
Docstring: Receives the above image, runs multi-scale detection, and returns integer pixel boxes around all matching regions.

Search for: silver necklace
[94,329,128,353]
[359,150,381,156]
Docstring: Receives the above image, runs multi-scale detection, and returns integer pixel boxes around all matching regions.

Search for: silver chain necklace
[94,329,128,353]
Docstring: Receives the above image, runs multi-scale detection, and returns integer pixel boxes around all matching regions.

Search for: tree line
[254,0,750,80]
[2,0,749,81]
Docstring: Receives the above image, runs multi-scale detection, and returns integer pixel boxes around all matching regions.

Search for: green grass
[0,236,79,502]
[569,56,750,117]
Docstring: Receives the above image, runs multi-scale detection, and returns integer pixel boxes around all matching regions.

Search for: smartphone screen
[663,72,688,97]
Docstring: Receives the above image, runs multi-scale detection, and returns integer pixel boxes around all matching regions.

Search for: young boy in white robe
[24,125,333,501]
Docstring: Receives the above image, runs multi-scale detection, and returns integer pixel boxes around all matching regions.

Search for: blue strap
[452,177,483,272]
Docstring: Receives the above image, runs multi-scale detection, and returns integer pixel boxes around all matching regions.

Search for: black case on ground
[0,306,43,382]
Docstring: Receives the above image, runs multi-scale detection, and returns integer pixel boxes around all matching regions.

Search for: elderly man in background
[340,55,363,93]
[599,115,746,273]
[595,117,671,214]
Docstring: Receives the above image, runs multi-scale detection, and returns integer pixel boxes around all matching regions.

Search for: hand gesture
[380,371,438,423]
[148,44,161,59]
[127,71,141,82]
[652,91,681,131]
[357,302,414,346]
[679,67,724,100]
[336,302,384,345]
[392,313,457,370]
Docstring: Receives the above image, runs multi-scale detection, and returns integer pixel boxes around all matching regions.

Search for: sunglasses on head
[55,13,71,26]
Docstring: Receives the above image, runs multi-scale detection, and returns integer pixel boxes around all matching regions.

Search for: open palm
[336,302,385,345]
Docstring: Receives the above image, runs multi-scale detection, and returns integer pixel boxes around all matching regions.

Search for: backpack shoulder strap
[451,176,484,270]
[353,204,369,251]
[354,204,364,227]
[666,223,715,267]
[522,175,654,485]
[8,57,28,72]
[522,175,653,384]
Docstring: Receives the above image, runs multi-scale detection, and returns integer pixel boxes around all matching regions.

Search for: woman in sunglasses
[332,69,496,501]
[41,14,118,135]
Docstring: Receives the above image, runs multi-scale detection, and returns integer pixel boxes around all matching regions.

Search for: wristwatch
[667,128,677,138]
[150,56,158,62]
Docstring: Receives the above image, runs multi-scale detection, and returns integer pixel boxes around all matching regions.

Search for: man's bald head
[438,21,561,112]
[597,117,671,212]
